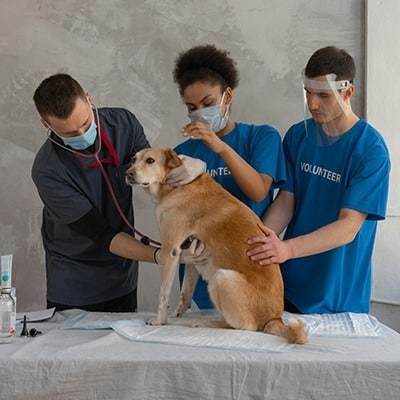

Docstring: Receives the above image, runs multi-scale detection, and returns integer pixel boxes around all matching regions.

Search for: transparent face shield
[302,70,352,146]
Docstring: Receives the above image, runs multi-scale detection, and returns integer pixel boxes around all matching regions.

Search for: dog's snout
[125,168,135,179]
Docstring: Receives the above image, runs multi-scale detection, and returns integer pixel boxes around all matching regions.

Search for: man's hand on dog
[180,238,210,265]
[165,155,206,186]
[247,224,292,265]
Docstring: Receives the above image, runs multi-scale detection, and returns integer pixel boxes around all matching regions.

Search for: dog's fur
[126,148,307,344]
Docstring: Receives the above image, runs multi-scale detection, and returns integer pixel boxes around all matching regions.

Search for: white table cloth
[0,309,399,400]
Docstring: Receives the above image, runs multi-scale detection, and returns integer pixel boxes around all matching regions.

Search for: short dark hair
[305,46,356,83]
[173,44,239,97]
[33,73,87,119]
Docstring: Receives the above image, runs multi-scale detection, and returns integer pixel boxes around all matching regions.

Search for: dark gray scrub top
[32,107,150,306]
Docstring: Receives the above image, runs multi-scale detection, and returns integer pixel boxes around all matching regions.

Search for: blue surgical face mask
[188,92,229,133]
[59,119,97,150]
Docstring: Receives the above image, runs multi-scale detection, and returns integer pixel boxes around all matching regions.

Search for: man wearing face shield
[172,44,287,309]
[31,73,206,313]
[247,46,391,314]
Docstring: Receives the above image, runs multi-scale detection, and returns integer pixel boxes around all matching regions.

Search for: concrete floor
[370,301,400,333]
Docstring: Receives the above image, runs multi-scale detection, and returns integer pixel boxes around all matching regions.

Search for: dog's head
[125,147,182,193]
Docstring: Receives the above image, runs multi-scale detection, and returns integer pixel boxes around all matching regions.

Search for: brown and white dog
[125,148,307,344]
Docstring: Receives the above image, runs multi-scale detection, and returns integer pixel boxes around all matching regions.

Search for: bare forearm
[287,223,347,259]
[218,142,272,202]
[286,212,366,259]
[262,190,294,235]
[109,232,158,263]
[249,207,367,265]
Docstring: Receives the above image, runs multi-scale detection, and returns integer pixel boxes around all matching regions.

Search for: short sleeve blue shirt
[281,118,390,313]
[175,122,286,218]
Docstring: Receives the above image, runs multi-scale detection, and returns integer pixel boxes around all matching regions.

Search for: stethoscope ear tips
[20,315,42,337]
[29,328,42,337]
[20,315,29,337]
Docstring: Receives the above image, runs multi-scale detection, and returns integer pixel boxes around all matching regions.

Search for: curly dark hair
[173,44,239,97]
[305,46,356,83]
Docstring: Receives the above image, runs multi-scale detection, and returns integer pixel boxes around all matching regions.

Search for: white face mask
[188,92,229,133]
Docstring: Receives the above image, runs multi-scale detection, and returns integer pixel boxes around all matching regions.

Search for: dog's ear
[165,148,183,168]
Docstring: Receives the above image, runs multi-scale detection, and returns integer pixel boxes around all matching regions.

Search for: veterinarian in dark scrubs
[32,73,205,312]
[172,45,287,309]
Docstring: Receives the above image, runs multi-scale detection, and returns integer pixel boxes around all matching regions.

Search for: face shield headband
[301,70,352,146]
[301,69,351,91]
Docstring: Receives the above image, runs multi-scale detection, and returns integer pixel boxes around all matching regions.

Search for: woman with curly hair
[173,44,286,309]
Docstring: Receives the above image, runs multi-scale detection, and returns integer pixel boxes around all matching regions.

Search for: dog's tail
[264,317,308,344]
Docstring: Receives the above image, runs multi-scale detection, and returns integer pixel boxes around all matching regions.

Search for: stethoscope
[45,104,161,246]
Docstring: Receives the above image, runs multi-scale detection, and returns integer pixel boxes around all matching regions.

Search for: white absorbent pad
[61,310,383,353]
[299,312,383,337]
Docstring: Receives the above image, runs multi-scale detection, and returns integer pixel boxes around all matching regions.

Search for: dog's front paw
[170,304,188,318]
[147,317,164,326]
[170,309,182,318]
[170,300,191,318]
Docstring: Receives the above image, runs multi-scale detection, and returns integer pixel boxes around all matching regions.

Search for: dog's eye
[146,157,155,164]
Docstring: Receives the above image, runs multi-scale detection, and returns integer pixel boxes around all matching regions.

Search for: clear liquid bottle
[0,254,15,343]
[0,289,15,343]
[11,287,16,333]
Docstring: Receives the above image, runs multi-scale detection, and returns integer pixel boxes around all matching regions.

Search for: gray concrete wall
[1,0,396,330]
[366,0,400,332]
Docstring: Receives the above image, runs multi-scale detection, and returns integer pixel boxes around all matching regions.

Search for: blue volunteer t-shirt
[281,118,390,313]
[175,122,286,218]
[175,122,286,308]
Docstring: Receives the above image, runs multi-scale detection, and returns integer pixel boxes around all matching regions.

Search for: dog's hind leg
[191,319,231,329]
[191,269,258,330]
[170,263,199,318]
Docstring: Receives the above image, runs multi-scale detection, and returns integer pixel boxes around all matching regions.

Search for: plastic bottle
[11,286,16,332]
[0,255,15,344]
[0,290,15,343]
